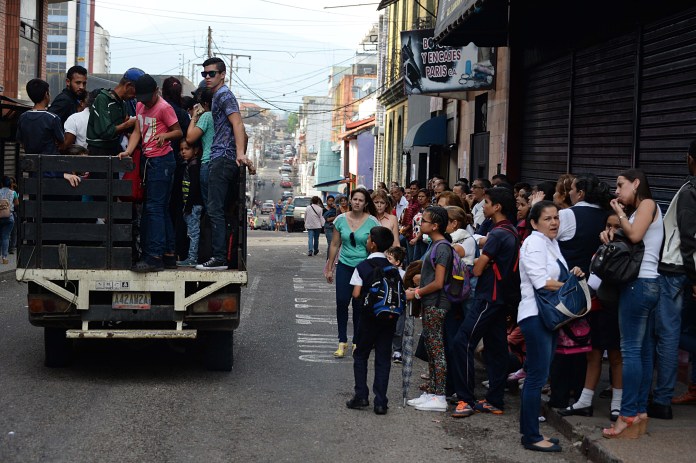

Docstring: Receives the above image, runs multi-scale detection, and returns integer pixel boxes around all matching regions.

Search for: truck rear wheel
[202,331,234,371]
[44,327,72,368]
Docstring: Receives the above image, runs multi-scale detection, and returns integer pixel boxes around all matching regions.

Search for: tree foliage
[287,112,298,134]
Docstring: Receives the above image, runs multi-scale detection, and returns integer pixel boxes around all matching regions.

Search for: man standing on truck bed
[195,57,248,271]
[48,65,87,125]
[87,68,143,157]
[119,74,183,272]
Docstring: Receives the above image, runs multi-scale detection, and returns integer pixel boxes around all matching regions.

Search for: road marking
[297,334,342,363]
[295,314,337,325]
[241,276,260,319]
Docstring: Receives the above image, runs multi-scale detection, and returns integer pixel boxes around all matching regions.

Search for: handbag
[590,205,656,284]
[535,259,592,331]
[590,229,644,284]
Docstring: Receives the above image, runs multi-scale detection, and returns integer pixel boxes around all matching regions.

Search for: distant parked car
[261,200,275,214]
[279,164,292,173]
[280,179,292,188]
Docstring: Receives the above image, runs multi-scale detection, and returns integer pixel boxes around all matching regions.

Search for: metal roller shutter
[639,9,696,204]
[520,55,571,185]
[570,35,637,179]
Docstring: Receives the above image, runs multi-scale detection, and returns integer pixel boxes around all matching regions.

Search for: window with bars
[48,3,68,16]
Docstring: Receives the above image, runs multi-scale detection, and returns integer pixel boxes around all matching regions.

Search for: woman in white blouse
[518,200,585,453]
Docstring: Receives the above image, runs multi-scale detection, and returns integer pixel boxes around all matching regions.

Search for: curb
[542,401,623,463]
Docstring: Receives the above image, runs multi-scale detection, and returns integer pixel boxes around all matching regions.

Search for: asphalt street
[0,230,589,463]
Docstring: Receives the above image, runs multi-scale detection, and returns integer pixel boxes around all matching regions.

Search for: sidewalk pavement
[0,250,16,277]
[543,379,696,463]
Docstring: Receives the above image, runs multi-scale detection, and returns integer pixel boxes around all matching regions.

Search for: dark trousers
[336,262,360,343]
[451,299,508,409]
[353,313,398,407]
[548,353,587,408]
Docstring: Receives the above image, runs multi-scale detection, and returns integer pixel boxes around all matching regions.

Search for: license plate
[112,292,151,310]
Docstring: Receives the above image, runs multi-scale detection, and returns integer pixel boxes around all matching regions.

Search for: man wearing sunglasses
[196,57,249,270]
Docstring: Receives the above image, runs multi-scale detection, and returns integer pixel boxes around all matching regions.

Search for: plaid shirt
[400,199,421,238]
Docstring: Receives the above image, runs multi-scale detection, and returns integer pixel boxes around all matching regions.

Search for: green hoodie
[86,89,128,151]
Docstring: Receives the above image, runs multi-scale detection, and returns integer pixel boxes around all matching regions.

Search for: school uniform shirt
[350,252,406,286]
[420,239,454,311]
[64,109,90,148]
[518,231,568,323]
[334,214,380,268]
[136,98,179,158]
[16,110,65,179]
[475,220,519,304]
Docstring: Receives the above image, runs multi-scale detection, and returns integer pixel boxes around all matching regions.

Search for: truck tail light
[192,294,239,314]
[28,295,73,313]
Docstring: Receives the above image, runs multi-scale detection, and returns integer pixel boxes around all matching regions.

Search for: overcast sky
[95,0,380,113]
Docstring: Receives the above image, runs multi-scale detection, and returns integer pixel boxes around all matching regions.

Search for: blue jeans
[200,161,209,206]
[353,314,397,407]
[183,205,203,262]
[651,273,688,405]
[619,278,660,416]
[143,153,175,260]
[0,217,13,258]
[336,262,360,343]
[324,226,334,250]
[307,228,320,254]
[207,156,238,262]
[519,316,557,445]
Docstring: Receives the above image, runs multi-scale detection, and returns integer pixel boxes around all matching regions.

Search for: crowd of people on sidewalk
[10,60,255,272]
[319,151,696,453]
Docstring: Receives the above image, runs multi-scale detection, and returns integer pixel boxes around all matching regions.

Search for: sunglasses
[349,232,356,247]
[201,70,219,78]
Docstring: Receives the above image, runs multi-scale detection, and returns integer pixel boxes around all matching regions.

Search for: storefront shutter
[638,9,696,204]
[519,55,571,185]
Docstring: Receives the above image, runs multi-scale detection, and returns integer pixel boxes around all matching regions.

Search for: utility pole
[229,53,251,85]
[207,26,213,59]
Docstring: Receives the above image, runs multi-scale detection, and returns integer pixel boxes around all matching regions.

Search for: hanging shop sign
[400,28,495,95]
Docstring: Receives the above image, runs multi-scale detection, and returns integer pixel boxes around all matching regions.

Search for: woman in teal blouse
[324,188,379,357]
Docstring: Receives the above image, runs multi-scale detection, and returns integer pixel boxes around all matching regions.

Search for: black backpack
[491,225,521,312]
[362,260,406,320]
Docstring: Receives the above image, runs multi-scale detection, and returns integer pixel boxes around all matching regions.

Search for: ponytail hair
[574,173,612,210]
[424,206,452,242]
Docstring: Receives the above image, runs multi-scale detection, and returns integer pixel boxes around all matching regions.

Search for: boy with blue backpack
[346,226,406,415]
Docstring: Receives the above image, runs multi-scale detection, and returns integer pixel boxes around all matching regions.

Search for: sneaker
[482,380,490,389]
[473,400,504,415]
[407,393,433,407]
[131,258,163,273]
[177,259,197,267]
[392,351,403,364]
[196,258,228,271]
[451,400,475,418]
[507,369,526,382]
[414,395,447,412]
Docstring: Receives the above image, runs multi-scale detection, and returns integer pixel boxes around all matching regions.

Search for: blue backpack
[362,261,406,319]
[429,240,472,303]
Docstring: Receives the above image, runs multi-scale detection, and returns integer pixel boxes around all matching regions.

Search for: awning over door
[434,0,508,47]
[377,0,399,10]
[313,178,350,188]
[403,116,446,148]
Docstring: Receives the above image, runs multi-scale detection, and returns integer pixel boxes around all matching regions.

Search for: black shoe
[163,254,177,269]
[523,441,562,453]
[313,250,319,256]
[647,402,673,420]
[374,405,388,415]
[8,248,15,254]
[346,397,369,409]
[195,258,228,271]
[521,437,559,445]
[308,251,313,256]
[131,259,163,273]
[557,404,593,417]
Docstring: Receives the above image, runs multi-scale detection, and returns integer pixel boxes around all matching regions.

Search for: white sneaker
[407,393,432,407]
[414,395,447,412]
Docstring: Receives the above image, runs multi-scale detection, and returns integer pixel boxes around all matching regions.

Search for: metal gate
[519,7,696,203]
